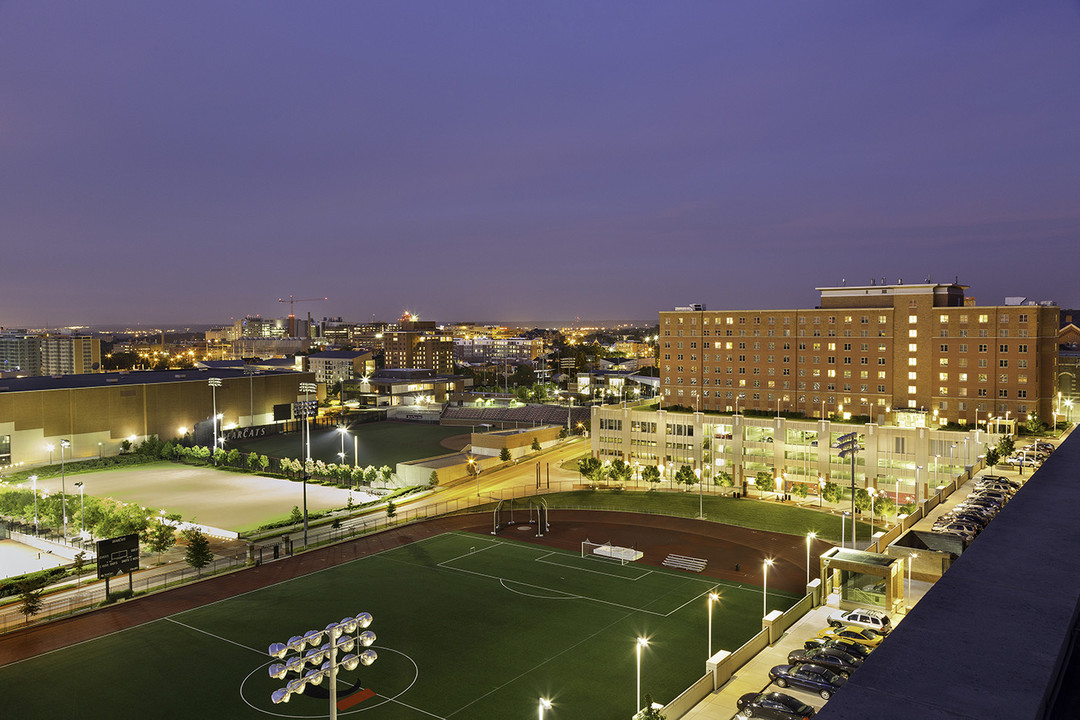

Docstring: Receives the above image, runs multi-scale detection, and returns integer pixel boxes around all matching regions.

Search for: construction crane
[278,296,327,337]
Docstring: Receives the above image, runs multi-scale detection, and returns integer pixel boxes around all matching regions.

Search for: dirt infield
[0,510,828,667]
[462,509,827,593]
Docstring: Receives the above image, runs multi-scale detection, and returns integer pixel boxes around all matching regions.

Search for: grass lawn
[0,532,801,719]
[231,421,468,466]
[494,490,876,543]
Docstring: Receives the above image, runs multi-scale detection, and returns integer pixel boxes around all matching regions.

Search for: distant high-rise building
[384,320,454,373]
[0,334,42,376]
[659,281,1058,426]
[40,336,101,375]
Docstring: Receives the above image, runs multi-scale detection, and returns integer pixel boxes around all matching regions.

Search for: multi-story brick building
[383,320,454,373]
[659,282,1058,427]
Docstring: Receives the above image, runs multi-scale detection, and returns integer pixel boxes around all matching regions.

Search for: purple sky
[3,2,1079,328]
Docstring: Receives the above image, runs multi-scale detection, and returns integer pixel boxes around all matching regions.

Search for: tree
[289,506,304,525]
[755,470,775,491]
[73,551,87,587]
[379,465,393,485]
[714,471,734,487]
[1025,413,1044,435]
[386,500,397,521]
[642,465,661,489]
[120,439,132,454]
[428,470,439,488]
[876,496,896,519]
[226,448,241,466]
[639,694,666,720]
[985,447,1001,469]
[853,487,872,513]
[258,454,270,472]
[608,459,632,485]
[675,464,697,489]
[531,437,542,452]
[791,481,808,499]
[213,447,226,465]
[246,451,259,470]
[822,481,844,504]
[558,427,568,439]
[997,436,1015,459]
[578,456,601,481]
[144,521,177,562]
[17,577,46,623]
[500,447,512,462]
[182,528,213,577]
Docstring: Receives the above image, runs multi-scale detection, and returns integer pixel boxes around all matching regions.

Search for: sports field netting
[0,531,800,719]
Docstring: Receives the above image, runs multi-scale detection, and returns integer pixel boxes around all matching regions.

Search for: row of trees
[277,458,393,487]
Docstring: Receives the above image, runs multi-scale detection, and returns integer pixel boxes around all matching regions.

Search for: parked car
[827,608,892,635]
[1006,455,1038,467]
[803,637,873,659]
[736,691,817,719]
[974,481,1016,495]
[934,524,976,542]
[769,663,846,699]
[787,646,862,677]
[979,475,1019,488]
[816,626,884,648]
[970,489,1010,504]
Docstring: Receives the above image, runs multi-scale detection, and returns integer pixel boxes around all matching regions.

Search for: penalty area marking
[240,645,423,718]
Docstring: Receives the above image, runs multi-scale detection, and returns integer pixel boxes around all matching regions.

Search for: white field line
[444,608,636,719]
[164,617,264,655]
[533,551,653,581]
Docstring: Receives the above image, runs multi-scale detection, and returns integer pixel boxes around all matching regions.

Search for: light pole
[818,476,825,508]
[907,552,917,610]
[840,512,846,550]
[299,381,317,547]
[30,474,38,533]
[74,481,84,534]
[539,697,552,720]
[339,426,349,467]
[762,558,774,617]
[208,377,222,450]
[915,465,923,505]
[696,467,703,519]
[268,612,377,719]
[244,365,257,427]
[806,532,816,586]
[60,439,71,538]
[635,637,648,715]
[707,589,719,658]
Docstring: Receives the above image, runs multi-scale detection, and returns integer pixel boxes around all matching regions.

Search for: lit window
[908,371,918,380]
[909,330,918,338]
[909,343,918,352]
[908,358,917,366]
[908,385,917,394]
[909,315,918,323]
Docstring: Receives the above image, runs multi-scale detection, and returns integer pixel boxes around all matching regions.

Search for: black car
[787,647,862,677]
[803,637,872,659]
[769,663,846,699]
[736,691,816,719]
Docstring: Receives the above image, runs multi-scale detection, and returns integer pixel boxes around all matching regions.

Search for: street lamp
[806,533,816,586]
[469,457,481,496]
[208,377,222,450]
[338,426,349,467]
[268,612,377,719]
[60,439,71,538]
[539,698,552,720]
[695,467,704,519]
[635,637,649,715]
[74,481,85,534]
[915,465,923,505]
[818,476,825,508]
[762,558,774,617]
[30,474,38,532]
[707,589,719,658]
[907,552,918,610]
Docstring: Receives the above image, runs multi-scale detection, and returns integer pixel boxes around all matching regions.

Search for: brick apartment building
[659,281,1058,426]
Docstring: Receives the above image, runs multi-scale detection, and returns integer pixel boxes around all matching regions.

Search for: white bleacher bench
[662,554,707,572]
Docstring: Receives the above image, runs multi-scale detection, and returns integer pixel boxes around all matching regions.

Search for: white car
[827,608,892,635]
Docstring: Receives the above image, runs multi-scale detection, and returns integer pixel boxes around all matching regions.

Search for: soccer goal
[581,539,644,565]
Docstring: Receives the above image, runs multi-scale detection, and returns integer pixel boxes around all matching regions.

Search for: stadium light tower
[299,381,317,546]
[269,612,377,720]
[539,697,552,720]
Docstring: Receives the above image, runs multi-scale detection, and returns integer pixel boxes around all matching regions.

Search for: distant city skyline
[3,2,1078,327]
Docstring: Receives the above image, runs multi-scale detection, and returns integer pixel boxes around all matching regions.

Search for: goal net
[581,540,643,565]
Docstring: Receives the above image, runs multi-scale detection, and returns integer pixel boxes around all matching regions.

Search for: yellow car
[816,625,884,648]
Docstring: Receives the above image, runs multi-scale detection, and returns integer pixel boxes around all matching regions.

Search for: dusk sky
[3,2,1079,328]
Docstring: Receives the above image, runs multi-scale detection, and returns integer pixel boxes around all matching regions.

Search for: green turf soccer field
[1,532,800,719]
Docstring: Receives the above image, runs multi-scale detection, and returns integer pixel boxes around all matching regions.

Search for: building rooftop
[0,367,302,393]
